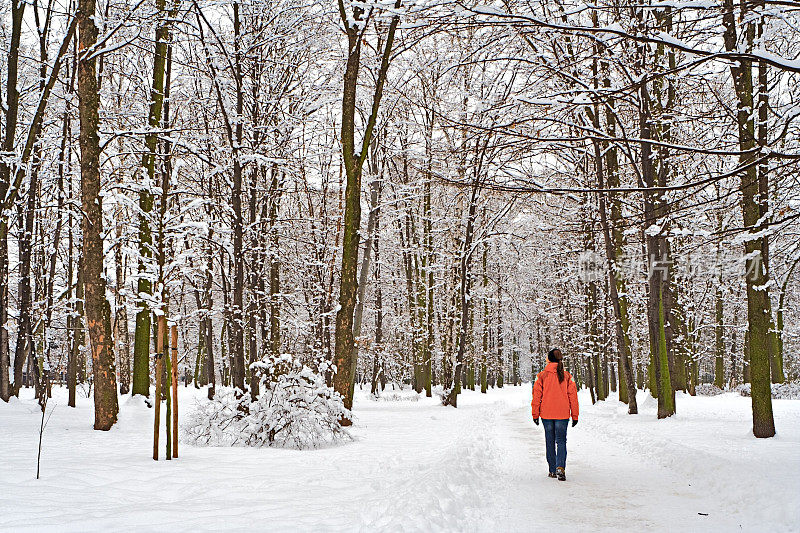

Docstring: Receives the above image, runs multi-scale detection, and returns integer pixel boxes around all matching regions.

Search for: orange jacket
[531,362,579,420]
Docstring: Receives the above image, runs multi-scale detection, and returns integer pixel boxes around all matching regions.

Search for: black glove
[533,417,539,426]
[572,419,578,427]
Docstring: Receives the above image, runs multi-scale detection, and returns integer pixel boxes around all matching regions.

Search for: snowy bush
[369,390,421,402]
[183,359,352,449]
[735,382,800,400]
[695,384,725,396]
[251,353,295,383]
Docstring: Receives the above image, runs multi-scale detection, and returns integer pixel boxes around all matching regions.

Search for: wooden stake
[153,315,166,460]
[170,324,179,458]
[165,331,171,461]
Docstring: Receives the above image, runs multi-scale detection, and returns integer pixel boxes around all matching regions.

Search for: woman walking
[531,348,579,481]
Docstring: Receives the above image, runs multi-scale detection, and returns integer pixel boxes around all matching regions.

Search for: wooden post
[165,325,171,461]
[164,320,172,461]
[153,315,166,460]
[170,324,179,458]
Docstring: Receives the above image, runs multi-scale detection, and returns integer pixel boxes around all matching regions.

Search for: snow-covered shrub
[183,358,352,449]
[369,390,421,402]
[695,384,725,396]
[251,353,295,385]
[735,382,800,400]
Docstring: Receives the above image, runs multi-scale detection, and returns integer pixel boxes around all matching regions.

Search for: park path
[483,389,737,532]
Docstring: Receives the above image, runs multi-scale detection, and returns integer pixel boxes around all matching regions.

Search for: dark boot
[548,472,557,478]
[556,467,566,481]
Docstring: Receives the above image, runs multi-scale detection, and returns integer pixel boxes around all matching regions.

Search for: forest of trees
[1,0,798,438]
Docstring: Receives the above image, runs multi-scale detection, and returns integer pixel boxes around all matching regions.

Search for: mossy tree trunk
[640,67,675,418]
[721,0,775,437]
[134,0,174,397]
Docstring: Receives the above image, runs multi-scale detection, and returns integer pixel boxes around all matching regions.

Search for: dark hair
[548,348,565,383]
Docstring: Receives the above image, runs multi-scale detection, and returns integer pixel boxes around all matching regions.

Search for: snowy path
[2,385,798,532]
[483,387,799,532]
[492,397,738,530]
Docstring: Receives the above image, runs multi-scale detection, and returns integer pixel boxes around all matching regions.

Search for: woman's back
[532,349,579,481]
[531,362,579,420]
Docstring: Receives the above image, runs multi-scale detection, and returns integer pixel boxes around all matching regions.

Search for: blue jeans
[542,419,569,472]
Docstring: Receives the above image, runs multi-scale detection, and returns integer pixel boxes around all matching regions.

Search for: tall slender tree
[77,0,118,429]
[333,0,402,418]
[721,0,776,438]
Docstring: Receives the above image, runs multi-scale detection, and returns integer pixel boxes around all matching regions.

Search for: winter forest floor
[2,385,799,532]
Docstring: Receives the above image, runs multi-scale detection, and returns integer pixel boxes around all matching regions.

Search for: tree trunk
[134,0,173,398]
[115,221,131,395]
[714,207,726,390]
[481,242,489,394]
[0,0,25,401]
[228,1,246,392]
[68,247,84,407]
[13,175,35,397]
[444,176,480,407]
[640,72,675,419]
[721,0,775,437]
[588,279,605,401]
[370,206,384,396]
[78,0,118,429]
[715,267,725,389]
[350,176,381,402]
[333,2,400,417]
[755,17,782,386]
[268,169,283,362]
[496,294,504,389]
[205,220,216,399]
[423,154,434,395]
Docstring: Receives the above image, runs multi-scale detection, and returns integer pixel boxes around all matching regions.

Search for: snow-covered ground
[2,385,798,532]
